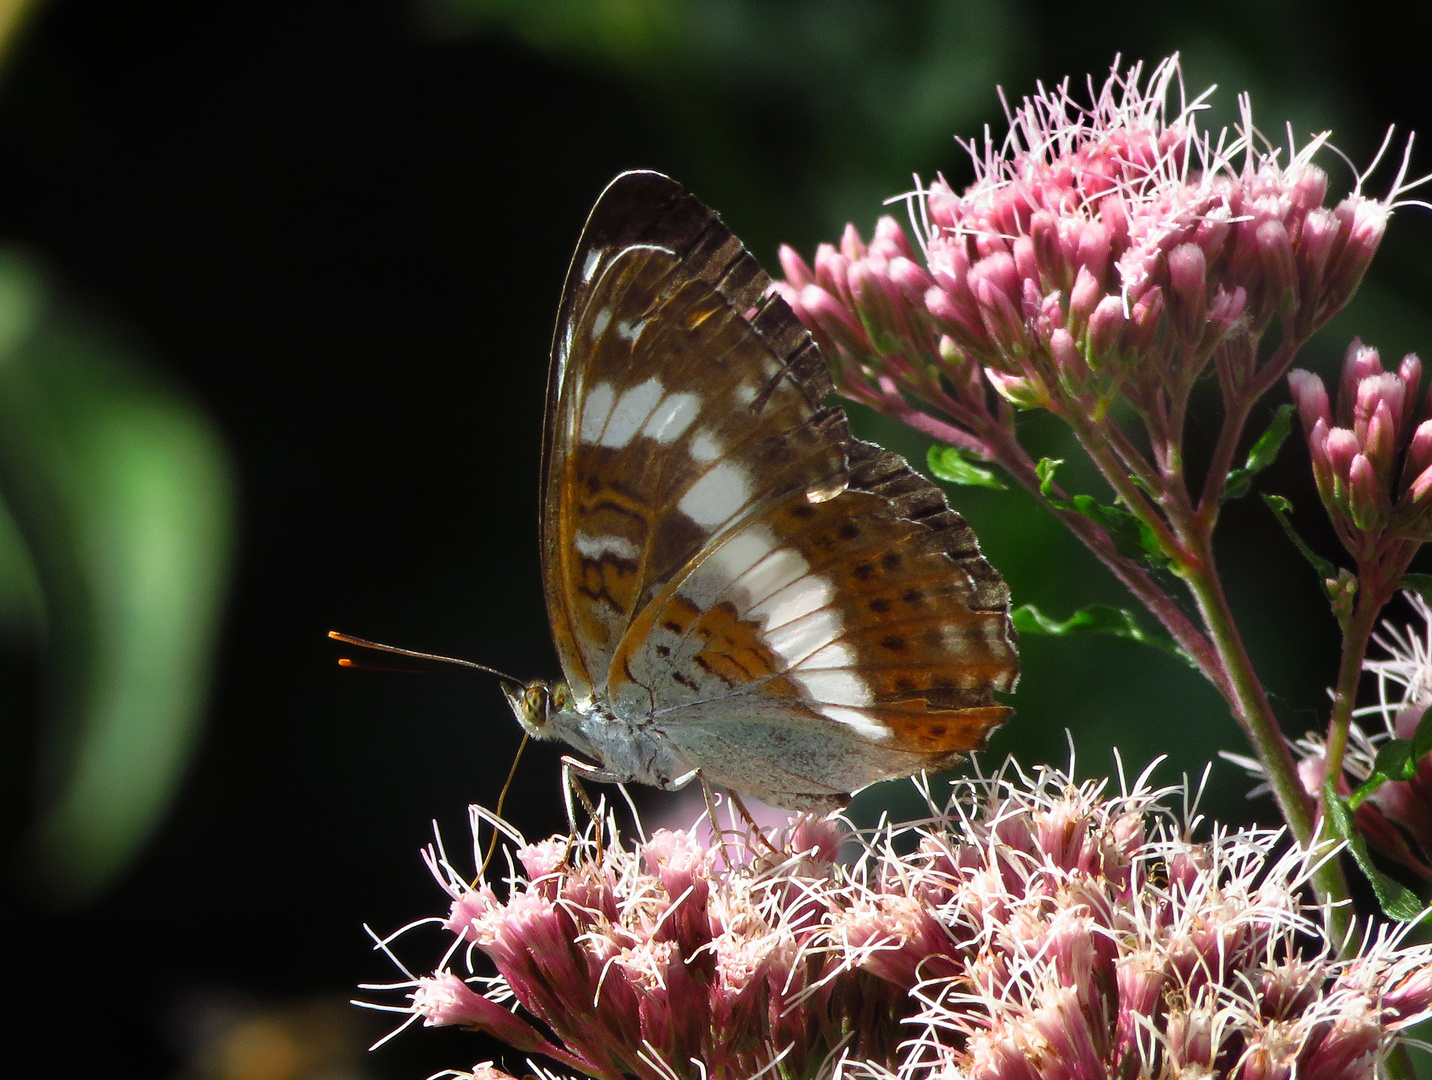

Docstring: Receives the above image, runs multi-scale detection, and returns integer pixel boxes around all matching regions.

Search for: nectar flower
[773,55,1422,448]
[360,763,1432,1080]
[1291,341,1432,560]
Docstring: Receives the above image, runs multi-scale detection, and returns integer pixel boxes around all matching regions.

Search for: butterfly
[505,171,1018,811]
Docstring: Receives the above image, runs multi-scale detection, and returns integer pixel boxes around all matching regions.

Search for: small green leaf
[1412,707,1432,763]
[1326,795,1427,922]
[1224,404,1295,500]
[1012,602,1186,659]
[1035,458,1167,567]
[1036,456,1062,495]
[1399,572,1432,604]
[1261,493,1337,581]
[926,444,1006,490]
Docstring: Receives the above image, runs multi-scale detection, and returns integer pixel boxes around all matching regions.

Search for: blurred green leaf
[926,443,1005,489]
[1399,572,1432,604]
[1224,404,1294,500]
[1012,602,1185,659]
[0,249,235,905]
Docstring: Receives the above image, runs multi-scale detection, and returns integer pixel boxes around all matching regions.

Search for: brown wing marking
[544,256,843,700]
[609,465,1017,759]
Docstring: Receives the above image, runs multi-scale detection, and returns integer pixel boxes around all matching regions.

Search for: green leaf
[1412,707,1432,763]
[1261,493,1337,581]
[1399,572,1432,604]
[1012,602,1186,659]
[1355,708,1432,806]
[1325,795,1427,922]
[1224,404,1295,500]
[0,250,236,906]
[926,444,1006,490]
[1035,457,1168,567]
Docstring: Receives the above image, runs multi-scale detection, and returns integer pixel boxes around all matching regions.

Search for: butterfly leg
[726,789,781,856]
[560,756,609,863]
[698,774,739,871]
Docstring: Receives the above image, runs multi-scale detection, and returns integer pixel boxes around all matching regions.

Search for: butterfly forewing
[541,171,1018,807]
[543,186,844,706]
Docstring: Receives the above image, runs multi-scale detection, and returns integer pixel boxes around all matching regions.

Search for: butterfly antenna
[474,731,529,883]
[328,631,523,688]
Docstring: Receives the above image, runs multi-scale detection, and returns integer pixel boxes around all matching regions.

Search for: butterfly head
[502,677,578,740]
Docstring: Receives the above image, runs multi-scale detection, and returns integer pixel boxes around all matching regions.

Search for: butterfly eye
[517,683,550,731]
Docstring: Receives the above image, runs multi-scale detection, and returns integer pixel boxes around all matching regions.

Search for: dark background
[3,1,1431,1077]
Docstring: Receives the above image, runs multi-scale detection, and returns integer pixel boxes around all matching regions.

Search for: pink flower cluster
[363,766,1432,1080]
[773,56,1409,440]
[1290,341,1432,560]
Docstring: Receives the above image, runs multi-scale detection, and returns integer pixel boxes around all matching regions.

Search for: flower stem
[1178,535,1315,838]
[1322,583,1385,801]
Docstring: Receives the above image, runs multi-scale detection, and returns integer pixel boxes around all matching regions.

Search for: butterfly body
[516,171,1018,811]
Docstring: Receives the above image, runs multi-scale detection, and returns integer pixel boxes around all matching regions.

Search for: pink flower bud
[1323,196,1388,309]
[872,214,914,260]
[787,814,845,863]
[840,222,867,260]
[849,258,902,340]
[1013,235,1040,289]
[1354,373,1404,441]
[1401,352,1423,426]
[887,256,935,302]
[1208,284,1247,330]
[1339,339,1381,427]
[1383,964,1432,1024]
[1127,286,1165,356]
[413,972,549,1049]
[1348,453,1381,529]
[778,244,815,289]
[1256,218,1297,313]
[813,243,850,299]
[1403,420,1432,491]
[1289,163,1330,213]
[972,263,1026,351]
[1113,951,1168,1068]
[1409,462,1432,504]
[925,284,989,350]
[1099,192,1130,248]
[1050,327,1083,388]
[1365,399,1397,474]
[1288,369,1331,433]
[1297,208,1337,298]
[1030,211,1067,288]
[1088,294,1126,358]
[972,251,1021,303]
[985,366,1045,407]
[1075,220,1111,283]
[445,885,498,942]
[517,838,567,883]
[1324,427,1360,485]
[1167,242,1208,340]
[1308,417,1333,494]
[798,283,870,353]
[1067,265,1102,331]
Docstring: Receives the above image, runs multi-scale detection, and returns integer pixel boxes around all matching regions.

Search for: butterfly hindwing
[540,171,1017,807]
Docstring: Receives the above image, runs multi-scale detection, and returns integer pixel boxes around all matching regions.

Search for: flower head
[360,765,1432,1080]
[773,55,1421,452]
[1291,341,1432,559]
